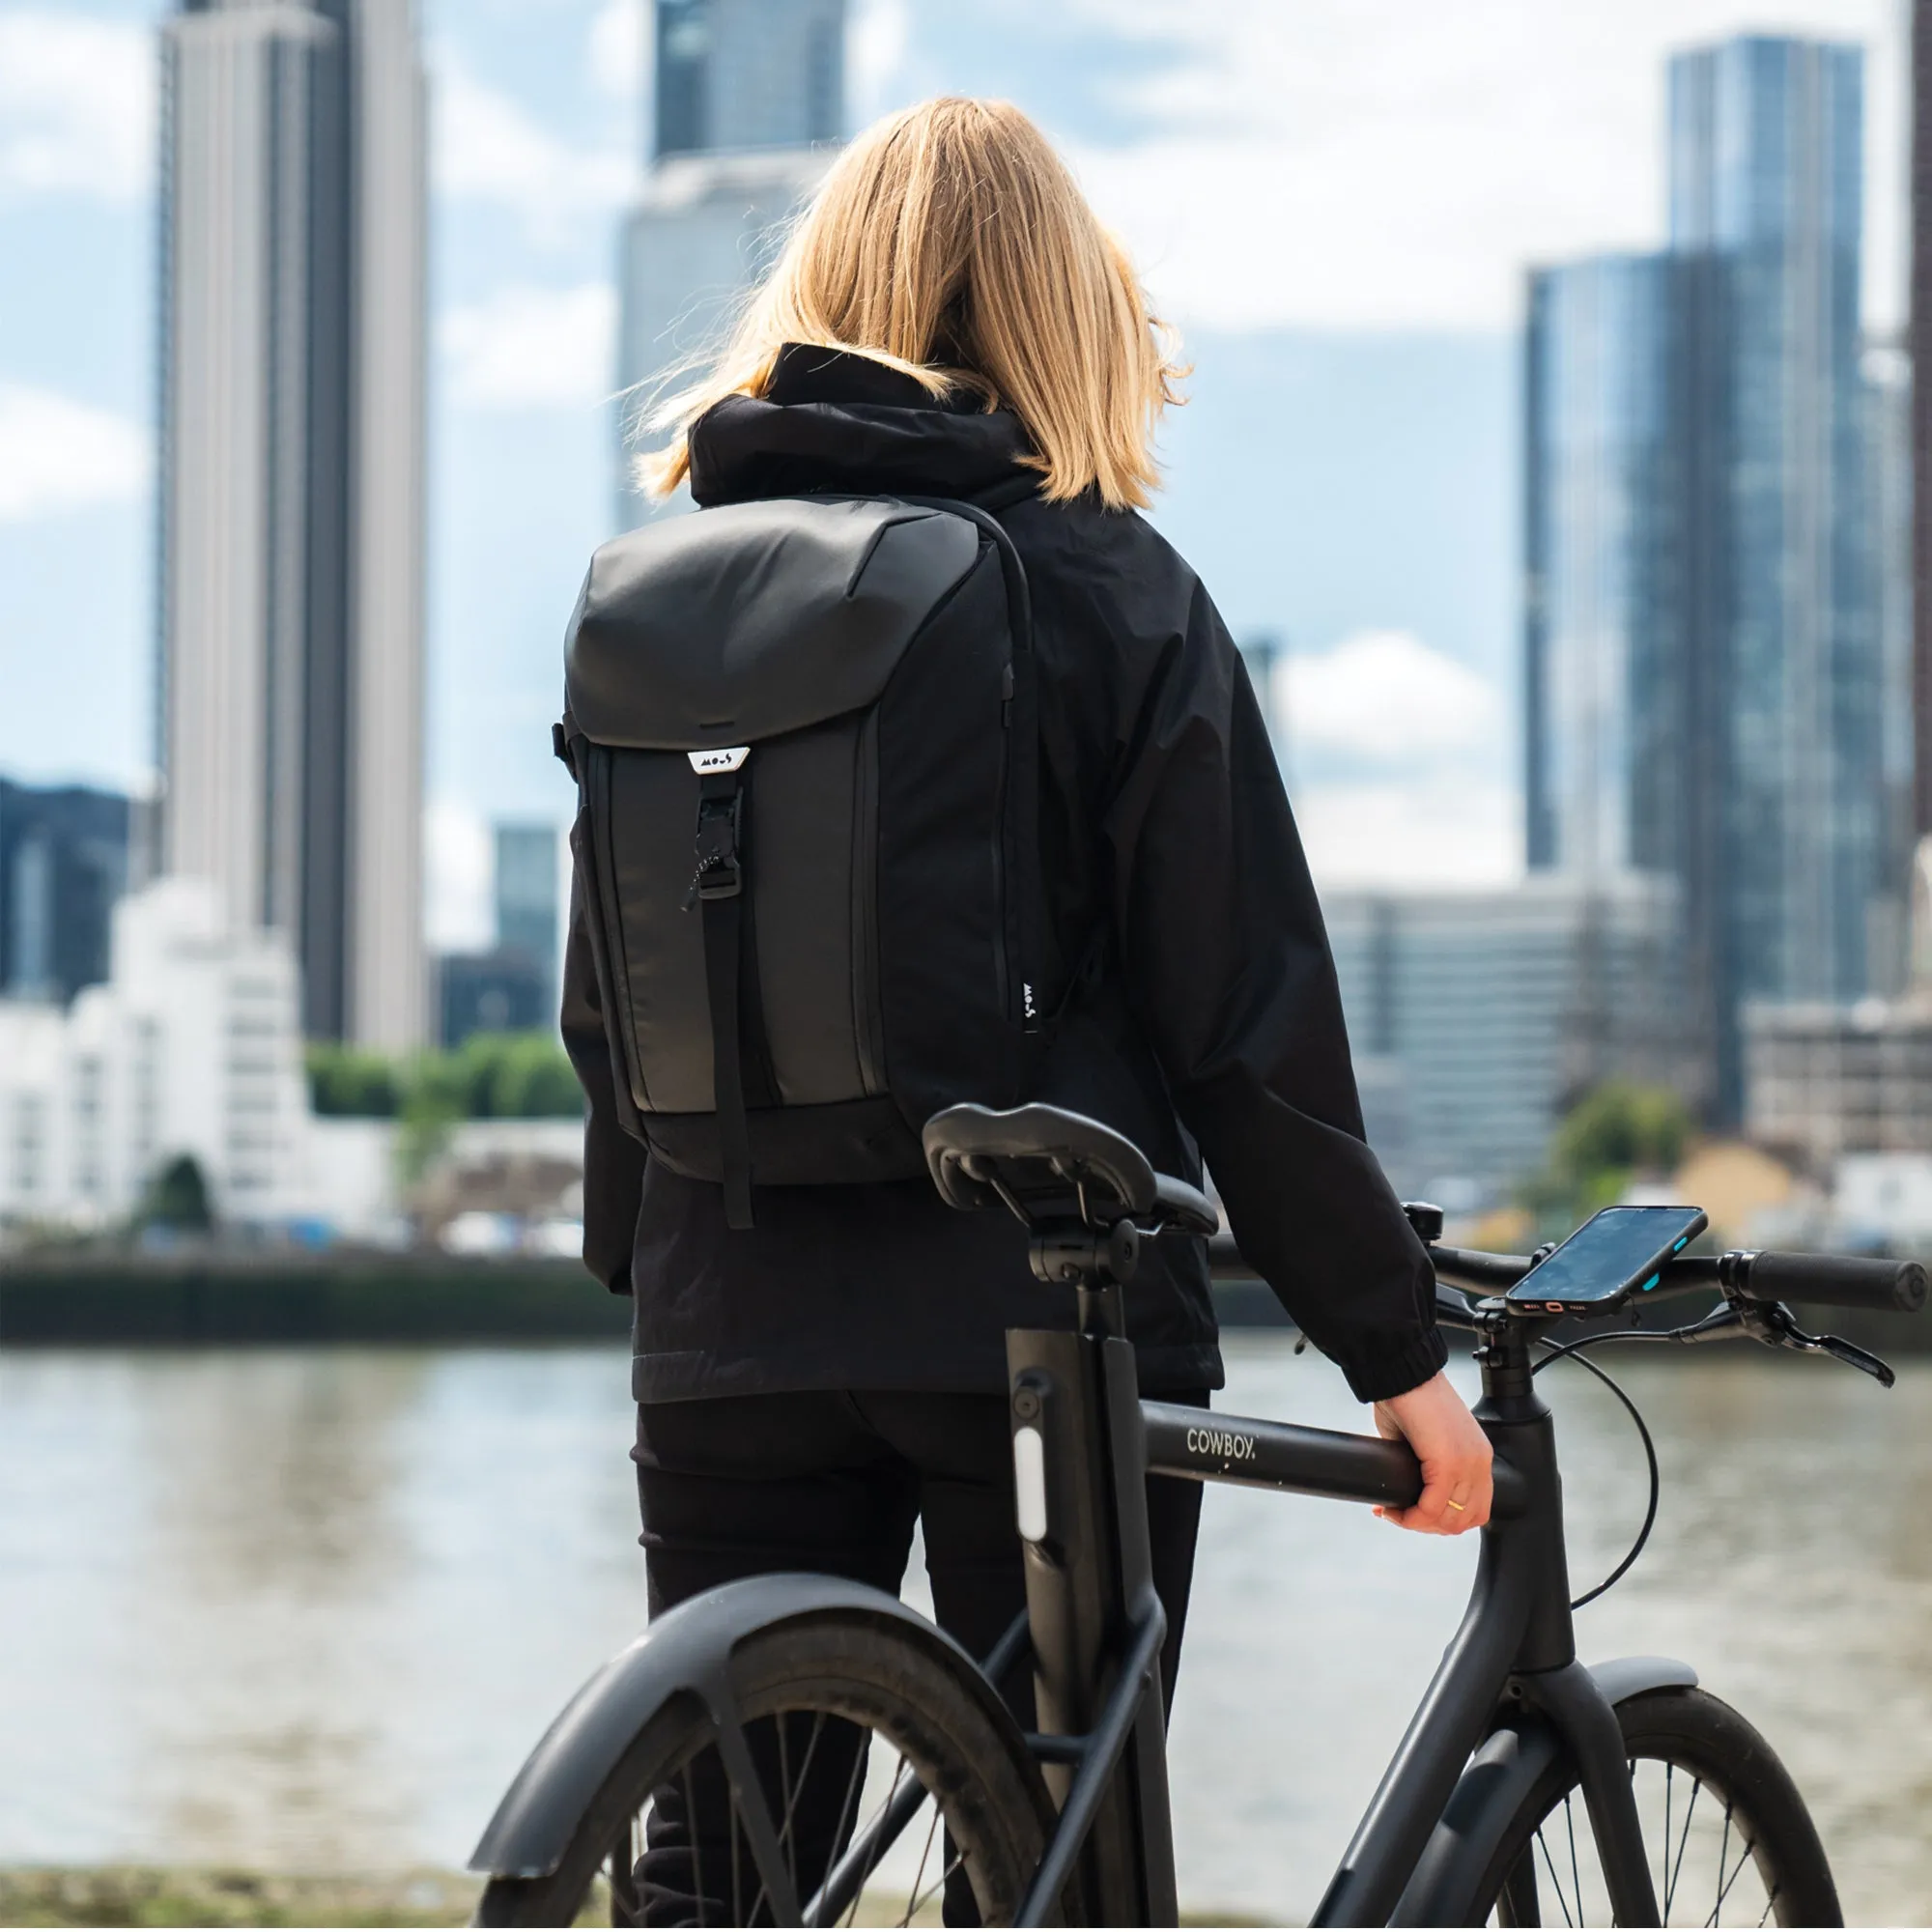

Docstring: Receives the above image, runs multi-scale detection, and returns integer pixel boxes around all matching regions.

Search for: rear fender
[469,1573,1012,1879]
[1389,1656,1697,1926]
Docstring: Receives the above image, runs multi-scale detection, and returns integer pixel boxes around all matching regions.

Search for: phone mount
[923,1103,1220,1337]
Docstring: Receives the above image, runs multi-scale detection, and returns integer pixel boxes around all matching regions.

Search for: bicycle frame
[1005,1291,1667,1928]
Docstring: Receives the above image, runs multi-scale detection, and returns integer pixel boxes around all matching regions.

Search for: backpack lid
[566,497,982,752]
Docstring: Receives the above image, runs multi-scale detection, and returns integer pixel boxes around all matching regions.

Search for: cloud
[0,384,150,522]
[1293,774,1520,891]
[587,0,646,103]
[849,0,913,128]
[433,62,633,230]
[440,283,617,409]
[1039,0,1901,331]
[425,800,494,952]
[0,10,156,203]
[1280,630,1502,763]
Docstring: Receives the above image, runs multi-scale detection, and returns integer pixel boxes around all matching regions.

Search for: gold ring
[1446,1499,1467,1513]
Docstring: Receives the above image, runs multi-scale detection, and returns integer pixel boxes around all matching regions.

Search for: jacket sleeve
[560,862,647,1295]
[1104,583,1446,1404]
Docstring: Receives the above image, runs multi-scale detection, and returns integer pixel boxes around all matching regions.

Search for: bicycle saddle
[923,1102,1220,1237]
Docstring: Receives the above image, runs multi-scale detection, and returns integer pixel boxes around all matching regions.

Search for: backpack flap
[567,497,980,750]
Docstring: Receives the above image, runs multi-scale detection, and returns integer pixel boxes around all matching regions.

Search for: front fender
[469,1574,1000,1880]
[1389,1656,1697,1926]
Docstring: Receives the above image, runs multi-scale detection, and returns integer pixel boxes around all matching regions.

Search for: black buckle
[690,792,743,903]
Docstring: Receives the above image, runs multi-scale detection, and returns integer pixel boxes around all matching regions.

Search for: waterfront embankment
[3,1251,1926,1352]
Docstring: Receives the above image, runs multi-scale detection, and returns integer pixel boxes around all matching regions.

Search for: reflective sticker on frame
[688,747,751,774]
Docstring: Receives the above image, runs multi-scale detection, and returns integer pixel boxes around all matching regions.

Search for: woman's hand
[1370,1371,1492,1535]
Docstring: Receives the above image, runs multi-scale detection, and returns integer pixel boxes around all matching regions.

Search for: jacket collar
[687,344,1037,507]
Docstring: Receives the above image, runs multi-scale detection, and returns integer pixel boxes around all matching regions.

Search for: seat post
[1008,1212,1177,1923]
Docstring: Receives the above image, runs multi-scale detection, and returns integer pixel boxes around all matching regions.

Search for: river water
[0,1338,1926,1924]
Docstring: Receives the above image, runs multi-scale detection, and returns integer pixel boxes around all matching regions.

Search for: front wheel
[1465,1687,1839,1927]
[473,1609,1053,1928]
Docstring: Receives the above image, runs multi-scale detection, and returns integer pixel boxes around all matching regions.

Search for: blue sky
[0,0,1901,942]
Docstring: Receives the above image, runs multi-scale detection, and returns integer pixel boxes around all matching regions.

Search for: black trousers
[633,1389,1207,1922]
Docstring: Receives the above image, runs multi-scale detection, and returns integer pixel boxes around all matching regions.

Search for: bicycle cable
[1531,1338,1661,1610]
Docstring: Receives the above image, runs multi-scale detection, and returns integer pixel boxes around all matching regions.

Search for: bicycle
[468,1101,1926,1927]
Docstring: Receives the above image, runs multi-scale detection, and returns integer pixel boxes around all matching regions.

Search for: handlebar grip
[1734,1251,1927,1315]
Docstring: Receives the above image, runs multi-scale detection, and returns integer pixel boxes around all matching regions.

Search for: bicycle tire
[1463,1687,1839,1927]
[472,1609,1054,1928]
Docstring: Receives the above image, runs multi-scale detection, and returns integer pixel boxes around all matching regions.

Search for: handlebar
[1725,1250,1927,1315]
[1430,1242,1924,1316]
[1221,1235,1926,1321]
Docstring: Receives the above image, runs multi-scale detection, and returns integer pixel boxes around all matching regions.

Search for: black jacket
[563,345,1446,1406]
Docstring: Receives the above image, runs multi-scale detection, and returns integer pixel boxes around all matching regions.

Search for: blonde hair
[639,98,1184,510]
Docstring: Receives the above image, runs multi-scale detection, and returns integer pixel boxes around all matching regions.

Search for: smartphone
[1504,1204,1708,1313]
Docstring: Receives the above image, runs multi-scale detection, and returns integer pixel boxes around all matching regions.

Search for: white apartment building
[0,879,311,1230]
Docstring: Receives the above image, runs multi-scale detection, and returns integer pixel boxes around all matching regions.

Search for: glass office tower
[1524,255,1676,882]
[1526,36,1896,1122]
[1668,35,1884,1116]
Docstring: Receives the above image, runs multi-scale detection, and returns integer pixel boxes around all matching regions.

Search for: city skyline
[1526,33,1913,1122]
[0,0,1909,946]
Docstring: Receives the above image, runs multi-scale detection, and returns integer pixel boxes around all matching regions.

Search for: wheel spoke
[1665,1776,1702,1922]
[1709,1822,1760,1928]
[898,1802,943,1926]
[1564,1794,1584,1925]
[1662,1763,1674,1921]
[840,1754,913,1926]
[777,1711,829,1861]
[779,1716,797,1905]
[1535,1824,1577,1927]
[682,1764,706,1928]
[905,1847,965,1927]
[717,1714,806,1926]
[1704,1801,1733,1929]
[802,1732,876,1928]
[730,1788,743,1927]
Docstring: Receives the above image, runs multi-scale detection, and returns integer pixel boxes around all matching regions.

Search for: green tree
[305,1042,402,1118]
[445,1031,582,1120]
[1526,1081,1694,1236]
[138,1152,213,1232]
[388,1032,582,1185]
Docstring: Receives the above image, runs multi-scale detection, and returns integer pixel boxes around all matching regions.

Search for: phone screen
[1504,1205,1707,1309]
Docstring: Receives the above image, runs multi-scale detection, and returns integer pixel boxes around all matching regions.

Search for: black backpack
[557,495,1042,1228]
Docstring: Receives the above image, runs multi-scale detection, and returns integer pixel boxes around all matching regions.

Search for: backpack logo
[688,746,750,774]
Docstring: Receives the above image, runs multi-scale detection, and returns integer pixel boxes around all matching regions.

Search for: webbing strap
[701,890,753,1229]
[692,770,754,1230]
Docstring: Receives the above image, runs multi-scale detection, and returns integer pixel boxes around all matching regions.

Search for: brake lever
[1731,1297,1896,1388]
[1811,1331,1896,1388]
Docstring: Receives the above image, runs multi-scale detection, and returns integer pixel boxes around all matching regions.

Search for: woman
[561,86,1491,1861]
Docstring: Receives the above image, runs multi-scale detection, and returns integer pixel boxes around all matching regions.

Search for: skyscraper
[1915,1,1932,838]
[156,0,427,1049]
[615,0,846,527]
[1523,255,1677,882]
[1525,35,1900,1122]
[1670,36,1887,1114]
[0,781,130,1006]
[494,822,558,1010]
